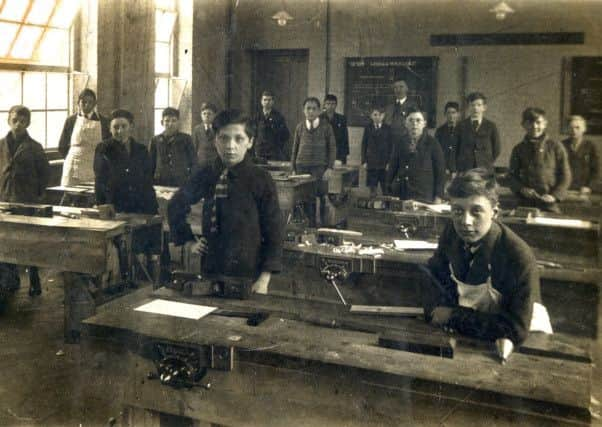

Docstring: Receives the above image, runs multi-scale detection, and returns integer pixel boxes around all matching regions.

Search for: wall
[226,0,602,166]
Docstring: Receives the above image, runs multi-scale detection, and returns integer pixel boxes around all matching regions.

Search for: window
[0,0,79,67]
[154,0,177,135]
[0,0,80,149]
[0,70,69,149]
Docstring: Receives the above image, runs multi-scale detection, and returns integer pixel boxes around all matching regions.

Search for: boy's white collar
[306,117,320,130]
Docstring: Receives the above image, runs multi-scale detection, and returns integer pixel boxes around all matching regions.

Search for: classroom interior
[0,0,601,426]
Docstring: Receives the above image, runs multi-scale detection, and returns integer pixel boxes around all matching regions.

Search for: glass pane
[28,111,46,144]
[26,0,55,25]
[154,77,169,108]
[46,72,68,109]
[155,41,170,74]
[0,71,22,110]
[0,22,20,57]
[49,0,79,28]
[10,25,43,59]
[155,10,176,43]
[46,110,67,149]
[37,28,69,66]
[155,0,176,11]
[0,0,30,21]
[23,72,46,109]
[154,109,163,136]
[0,112,8,138]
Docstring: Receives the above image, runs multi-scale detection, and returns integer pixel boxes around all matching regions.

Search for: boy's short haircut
[522,107,546,124]
[370,104,386,114]
[78,88,97,101]
[406,106,427,121]
[261,91,274,98]
[444,101,460,112]
[447,168,498,206]
[200,102,217,113]
[111,109,134,124]
[466,92,487,104]
[324,94,338,103]
[303,97,321,108]
[568,115,587,126]
[213,109,255,138]
[8,105,31,123]
[162,107,180,119]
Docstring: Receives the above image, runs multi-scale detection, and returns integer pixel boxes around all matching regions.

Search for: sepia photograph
[0,0,600,425]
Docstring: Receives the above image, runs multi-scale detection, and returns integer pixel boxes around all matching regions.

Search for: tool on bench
[320,263,349,306]
[0,202,53,217]
[169,271,253,300]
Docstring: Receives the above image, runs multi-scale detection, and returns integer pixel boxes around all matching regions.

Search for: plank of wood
[378,330,456,358]
[84,288,592,410]
[350,305,423,316]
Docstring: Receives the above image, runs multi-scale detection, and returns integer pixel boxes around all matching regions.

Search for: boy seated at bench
[168,110,283,294]
[423,169,552,353]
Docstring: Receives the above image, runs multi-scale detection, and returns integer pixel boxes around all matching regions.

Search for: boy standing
[94,109,158,214]
[361,105,393,198]
[168,110,282,294]
[254,91,290,161]
[291,97,336,227]
[424,169,552,352]
[435,101,460,175]
[562,115,599,194]
[0,106,50,307]
[192,102,219,170]
[149,107,197,187]
[320,94,349,165]
[455,92,501,173]
[386,109,445,203]
[508,108,571,213]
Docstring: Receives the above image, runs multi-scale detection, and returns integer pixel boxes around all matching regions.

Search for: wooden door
[252,49,309,136]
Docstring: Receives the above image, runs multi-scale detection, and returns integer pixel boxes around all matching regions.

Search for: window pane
[46,72,68,109]
[46,110,67,149]
[155,10,176,43]
[26,0,55,25]
[155,42,170,74]
[23,72,46,109]
[154,109,163,136]
[50,0,80,29]
[0,0,30,21]
[10,25,43,59]
[37,28,69,66]
[28,111,46,144]
[0,71,21,110]
[154,77,169,108]
[0,22,20,57]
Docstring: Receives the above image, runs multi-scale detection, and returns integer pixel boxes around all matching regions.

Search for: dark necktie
[449,125,455,135]
[209,168,229,233]
[472,120,479,132]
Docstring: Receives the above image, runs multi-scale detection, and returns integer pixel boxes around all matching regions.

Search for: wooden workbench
[82,287,593,426]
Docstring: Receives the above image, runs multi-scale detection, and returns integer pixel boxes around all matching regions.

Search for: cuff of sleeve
[170,224,195,246]
[260,258,282,274]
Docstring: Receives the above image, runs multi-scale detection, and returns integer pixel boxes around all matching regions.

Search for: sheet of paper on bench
[526,216,593,229]
[135,299,217,320]
[394,240,438,250]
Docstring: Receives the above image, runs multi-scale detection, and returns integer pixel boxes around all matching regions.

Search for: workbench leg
[63,272,96,343]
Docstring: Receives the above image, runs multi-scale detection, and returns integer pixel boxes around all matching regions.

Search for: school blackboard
[568,57,602,134]
[344,57,438,127]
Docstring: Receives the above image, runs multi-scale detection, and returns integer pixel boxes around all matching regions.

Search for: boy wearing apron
[424,169,552,354]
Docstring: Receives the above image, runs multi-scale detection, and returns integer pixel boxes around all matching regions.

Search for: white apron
[61,115,103,186]
[449,263,553,334]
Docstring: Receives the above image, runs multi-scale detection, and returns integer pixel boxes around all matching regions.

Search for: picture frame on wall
[561,56,602,135]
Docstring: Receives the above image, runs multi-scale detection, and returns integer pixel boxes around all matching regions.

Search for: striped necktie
[210,168,229,233]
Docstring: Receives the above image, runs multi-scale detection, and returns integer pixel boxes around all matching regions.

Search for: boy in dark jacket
[562,115,599,194]
[168,110,282,294]
[320,94,349,165]
[94,109,158,214]
[149,107,197,187]
[361,105,392,198]
[424,169,552,353]
[508,107,571,213]
[0,105,50,308]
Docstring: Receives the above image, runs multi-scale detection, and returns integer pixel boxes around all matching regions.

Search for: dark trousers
[0,263,40,292]
[296,165,328,227]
